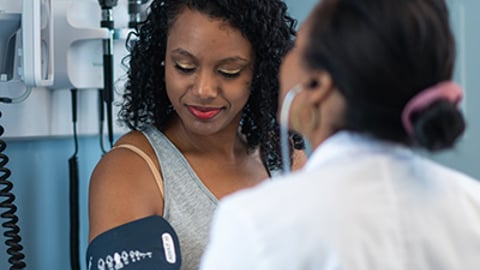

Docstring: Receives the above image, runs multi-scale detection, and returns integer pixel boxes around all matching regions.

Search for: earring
[291,109,302,132]
[307,106,319,131]
[161,60,165,67]
[292,105,318,133]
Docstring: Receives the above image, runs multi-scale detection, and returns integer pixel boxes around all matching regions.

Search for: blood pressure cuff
[86,215,181,270]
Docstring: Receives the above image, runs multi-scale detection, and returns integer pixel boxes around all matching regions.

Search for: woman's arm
[88,132,164,242]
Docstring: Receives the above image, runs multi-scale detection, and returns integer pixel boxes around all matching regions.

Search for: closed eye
[218,69,242,79]
[175,62,196,74]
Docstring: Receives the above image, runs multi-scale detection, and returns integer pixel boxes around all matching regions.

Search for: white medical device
[22,0,54,87]
[0,2,21,85]
[0,0,124,91]
[0,0,55,89]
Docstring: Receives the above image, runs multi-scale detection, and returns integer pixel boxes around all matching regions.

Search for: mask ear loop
[279,84,302,174]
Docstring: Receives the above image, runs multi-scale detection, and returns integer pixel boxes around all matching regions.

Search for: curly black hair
[119,0,301,170]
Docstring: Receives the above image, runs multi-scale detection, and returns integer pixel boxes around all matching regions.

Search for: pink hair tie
[401,81,463,136]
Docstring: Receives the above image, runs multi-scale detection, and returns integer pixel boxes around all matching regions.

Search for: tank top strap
[111,144,164,198]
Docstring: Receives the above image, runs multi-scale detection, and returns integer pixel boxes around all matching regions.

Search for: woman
[87,0,303,269]
[200,0,480,269]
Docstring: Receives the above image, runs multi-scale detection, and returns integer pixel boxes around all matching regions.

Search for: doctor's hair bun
[410,100,465,151]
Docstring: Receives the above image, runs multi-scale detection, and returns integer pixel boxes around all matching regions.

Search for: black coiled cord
[0,111,26,269]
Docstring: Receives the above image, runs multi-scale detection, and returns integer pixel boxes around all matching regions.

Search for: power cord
[98,89,107,154]
[0,111,26,269]
[0,87,32,104]
[68,89,80,270]
[98,0,119,149]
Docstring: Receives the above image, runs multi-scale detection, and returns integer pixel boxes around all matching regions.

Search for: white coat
[200,131,480,270]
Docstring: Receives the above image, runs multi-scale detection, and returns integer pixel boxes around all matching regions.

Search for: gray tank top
[142,125,218,270]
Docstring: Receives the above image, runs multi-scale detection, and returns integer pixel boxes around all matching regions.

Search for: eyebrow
[170,48,250,64]
[171,48,194,58]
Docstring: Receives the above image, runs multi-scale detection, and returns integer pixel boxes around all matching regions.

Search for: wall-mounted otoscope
[98,0,118,149]
[127,0,150,29]
[128,0,142,29]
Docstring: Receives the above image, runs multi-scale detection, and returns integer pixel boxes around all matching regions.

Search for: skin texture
[88,9,285,243]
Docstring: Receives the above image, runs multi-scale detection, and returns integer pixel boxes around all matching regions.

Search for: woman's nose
[192,70,218,99]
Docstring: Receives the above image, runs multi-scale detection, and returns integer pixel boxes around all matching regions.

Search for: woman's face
[165,8,254,136]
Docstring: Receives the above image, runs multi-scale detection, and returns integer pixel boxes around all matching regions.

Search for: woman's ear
[304,70,334,106]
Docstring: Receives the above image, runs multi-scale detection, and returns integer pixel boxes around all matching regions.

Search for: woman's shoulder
[88,130,165,242]
[92,130,158,180]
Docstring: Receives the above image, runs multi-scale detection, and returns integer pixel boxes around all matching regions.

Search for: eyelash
[218,70,241,79]
[174,63,242,79]
[175,64,196,74]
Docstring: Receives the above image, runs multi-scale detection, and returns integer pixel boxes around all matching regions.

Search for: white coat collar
[304,131,414,172]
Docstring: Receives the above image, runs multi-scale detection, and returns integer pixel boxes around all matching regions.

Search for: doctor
[200,0,480,269]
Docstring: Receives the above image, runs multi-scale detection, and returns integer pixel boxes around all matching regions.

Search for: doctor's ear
[305,70,333,90]
[304,70,334,104]
[307,79,319,89]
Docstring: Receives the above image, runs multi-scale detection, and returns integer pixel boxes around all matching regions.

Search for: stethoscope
[279,84,312,174]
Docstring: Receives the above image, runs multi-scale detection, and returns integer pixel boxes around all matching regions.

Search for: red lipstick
[187,106,222,120]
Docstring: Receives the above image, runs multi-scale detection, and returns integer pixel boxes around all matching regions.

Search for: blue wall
[0,136,102,270]
[1,0,479,269]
